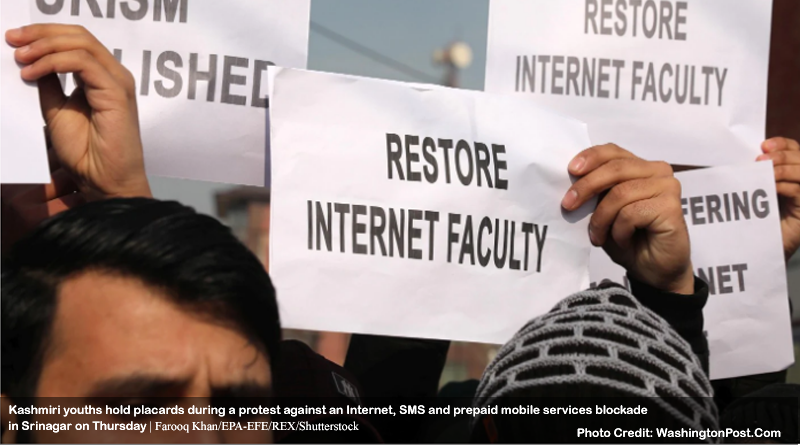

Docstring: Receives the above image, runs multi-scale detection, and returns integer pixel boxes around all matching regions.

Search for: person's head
[471,284,718,443]
[2,198,281,443]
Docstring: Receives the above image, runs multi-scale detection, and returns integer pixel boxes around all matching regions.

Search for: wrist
[662,265,695,295]
[94,176,153,201]
[629,264,695,296]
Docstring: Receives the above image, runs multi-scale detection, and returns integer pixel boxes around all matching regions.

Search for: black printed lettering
[154,51,182,98]
[188,53,217,102]
[386,133,404,180]
[251,60,274,108]
[221,56,248,106]
[405,135,422,182]
[408,210,424,260]
[370,206,387,256]
[352,205,368,255]
[422,137,439,183]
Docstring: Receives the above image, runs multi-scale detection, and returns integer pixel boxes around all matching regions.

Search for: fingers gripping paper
[268,68,594,344]
[1,0,49,184]
[485,0,772,166]
[590,162,793,379]
[30,0,310,186]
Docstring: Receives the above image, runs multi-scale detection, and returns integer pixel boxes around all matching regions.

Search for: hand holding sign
[758,137,800,261]
[563,144,693,295]
[5,24,151,202]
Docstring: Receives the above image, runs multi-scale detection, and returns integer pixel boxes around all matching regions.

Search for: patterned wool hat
[472,284,719,442]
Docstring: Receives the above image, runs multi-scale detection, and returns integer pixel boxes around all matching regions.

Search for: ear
[1,394,18,443]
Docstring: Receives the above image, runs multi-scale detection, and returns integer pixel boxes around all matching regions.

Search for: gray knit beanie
[473,284,719,441]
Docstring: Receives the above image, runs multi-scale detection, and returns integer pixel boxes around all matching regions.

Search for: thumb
[37,73,67,124]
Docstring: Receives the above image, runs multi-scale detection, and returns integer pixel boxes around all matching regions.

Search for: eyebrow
[211,382,273,399]
[86,374,272,399]
[86,374,191,398]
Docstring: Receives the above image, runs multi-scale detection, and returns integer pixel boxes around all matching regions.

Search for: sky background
[150,0,490,215]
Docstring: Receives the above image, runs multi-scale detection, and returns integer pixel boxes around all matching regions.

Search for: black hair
[1,198,281,397]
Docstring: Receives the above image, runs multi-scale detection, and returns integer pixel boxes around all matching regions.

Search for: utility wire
[310,21,440,84]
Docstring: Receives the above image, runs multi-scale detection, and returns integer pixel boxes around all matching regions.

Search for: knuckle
[75,49,92,61]
[608,143,634,158]
[654,160,673,176]
[582,145,601,160]
[665,177,682,195]
[618,203,637,221]
[76,33,97,49]
[599,143,621,158]
[18,25,36,40]
[122,69,137,94]
[122,66,135,82]
[608,158,629,175]
[664,194,683,212]
[608,182,627,199]
[775,136,791,147]
[775,165,797,181]
[26,39,45,55]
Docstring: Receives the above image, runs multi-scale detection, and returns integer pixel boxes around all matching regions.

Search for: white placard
[485,0,772,167]
[1,0,49,184]
[269,67,595,344]
[590,162,793,380]
[30,0,310,186]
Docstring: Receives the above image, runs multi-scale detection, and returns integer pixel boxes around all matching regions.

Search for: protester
[464,145,714,442]
[712,137,800,413]
[1,198,281,443]
[471,285,718,443]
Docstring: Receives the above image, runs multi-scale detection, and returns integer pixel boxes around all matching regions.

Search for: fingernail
[5,28,22,40]
[756,154,770,161]
[16,45,30,55]
[569,157,586,173]
[588,225,597,245]
[562,189,578,209]
[763,139,778,151]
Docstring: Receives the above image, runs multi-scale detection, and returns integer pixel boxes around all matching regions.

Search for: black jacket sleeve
[627,274,710,375]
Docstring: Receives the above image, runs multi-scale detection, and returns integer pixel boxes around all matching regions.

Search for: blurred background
[147,0,800,387]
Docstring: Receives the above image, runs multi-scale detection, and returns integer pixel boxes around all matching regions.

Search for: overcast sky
[150,0,489,216]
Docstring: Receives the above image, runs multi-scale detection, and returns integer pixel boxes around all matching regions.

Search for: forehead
[35,270,270,396]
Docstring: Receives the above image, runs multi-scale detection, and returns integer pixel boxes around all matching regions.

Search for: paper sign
[485,0,772,167]
[269,67,595,344]
[590,162,793,379]
[1,0,49,184]
[30,0,310,186]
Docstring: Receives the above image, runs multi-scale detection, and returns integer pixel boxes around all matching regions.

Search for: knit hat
[472,285,718,442]
[720,383,799,443]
